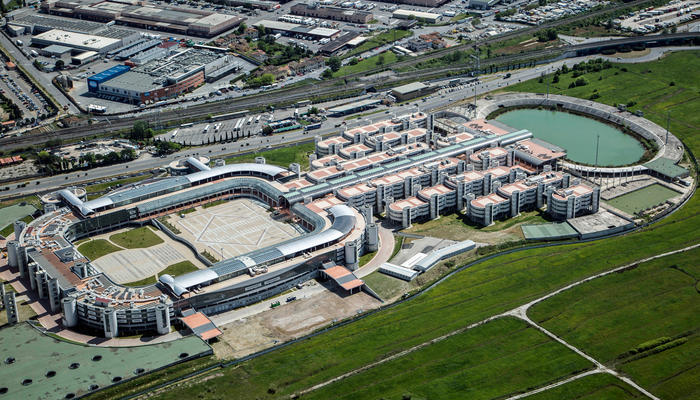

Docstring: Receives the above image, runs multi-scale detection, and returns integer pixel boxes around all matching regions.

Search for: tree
[256,24,266,37]
[376,54,385,66]
[349,57,359,65]
[130,121,153,140]
[321,68,333,79]
[327,56,341,72]
[55,59,65,70]
[308,106,319,115]
[236,22,247,35]
[120,148,136,161]
[262,125,273,136]
[552,74,559,83]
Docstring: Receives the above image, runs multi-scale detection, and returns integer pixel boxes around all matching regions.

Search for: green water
[495,109,645,166]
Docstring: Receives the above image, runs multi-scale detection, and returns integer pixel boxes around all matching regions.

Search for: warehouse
[255,20,341,40]
[392,9,442,23]
[31,29,123,53]
[290,4,373,24]
[390,81,433,101]
[41,0,244,37]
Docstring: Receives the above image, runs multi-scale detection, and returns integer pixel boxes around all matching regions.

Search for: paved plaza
[175,198,302,260]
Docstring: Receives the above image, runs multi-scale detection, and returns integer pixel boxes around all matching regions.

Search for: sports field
[0,324,211,399]
[606,184,680,214]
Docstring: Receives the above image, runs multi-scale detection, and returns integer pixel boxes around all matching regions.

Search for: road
[3,44,695,198]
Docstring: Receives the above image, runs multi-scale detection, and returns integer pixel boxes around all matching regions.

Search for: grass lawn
[606,184,680,214]
[123,261,199,286]
[109,226,164,249]
[529,247,700,400]
[526,373,645,400]
[342,29,412,59]
[358,251,376,267]
[203,199,226,209]
[362,271,409,300]
[404,210,547,244]
[77,239,122,261]
[224,142,315,170]
[334,52,398,78]
[303,317,592,400]
[140,52,699,400]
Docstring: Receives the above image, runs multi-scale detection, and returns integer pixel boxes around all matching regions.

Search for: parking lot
[167,112,274,145]
[0,64,51,123]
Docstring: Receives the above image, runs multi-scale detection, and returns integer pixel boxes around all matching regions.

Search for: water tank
[61,297,78,328]
[255,156,266,164]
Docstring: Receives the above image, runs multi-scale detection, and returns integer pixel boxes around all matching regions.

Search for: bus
[203,124,210,133]
[304,122,322,131]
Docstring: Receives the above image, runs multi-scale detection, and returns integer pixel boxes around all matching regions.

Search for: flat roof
[566,210,634,236]
[392,81,428,95]
[644,157,690,179]
[33,29,121,50]
[327,98,381,113]
[521,222,578,240]
[393,10,441,19]
[0,323,211,400]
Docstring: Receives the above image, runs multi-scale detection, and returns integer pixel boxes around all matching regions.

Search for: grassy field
[342,29,412,59]
[223,142,315,170]
[303,317,592,400]
[358,251,376,267]
[109,226,164,249]
[123,261,199,286]
[77,239,122,261]
[529,247,700,400]
[607,184,680,214]
[526,373,645,400]
[112,52,699,400]
[403,210,548,244]
[334,52,399,78]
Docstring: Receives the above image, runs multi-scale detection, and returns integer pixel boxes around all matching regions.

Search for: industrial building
[40,0,244,37]
[4,110,605,338]
[392,9,443,23]
[31,29,124,54]
[382,0,450,6]
[390,82,433,101]
[255,19,341,40]
[290,3,374,24]
[87,48,240,104]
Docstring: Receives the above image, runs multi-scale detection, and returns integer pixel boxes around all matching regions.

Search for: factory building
[290,4,373,24]
[390,82,433,102]
[40,0,244,37]
[392,9,442,23]
[31,29,123,53]
[87,49,240,104]
[255,19,341,40]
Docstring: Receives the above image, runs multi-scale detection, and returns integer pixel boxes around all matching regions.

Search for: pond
[494,109,646,167]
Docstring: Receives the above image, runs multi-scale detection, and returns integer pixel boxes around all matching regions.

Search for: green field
[123,261,199,286]
[106,52,700,400]
[86,175,152,194]
[334,52,399,78]
[342,29,412,59]
[529,247,700,400]
[303,318,592,400]
[224,142,315,170]
[0,213,33,238]
[526,373,645,400]
[77,239,122,261]
[109,226,164,249]
[607,184,680,214]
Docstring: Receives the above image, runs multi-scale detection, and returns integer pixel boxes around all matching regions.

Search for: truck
[30,50,39,58]
[15,39,23,46]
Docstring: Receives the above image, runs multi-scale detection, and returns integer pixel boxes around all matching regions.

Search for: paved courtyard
[174,198,302,260]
